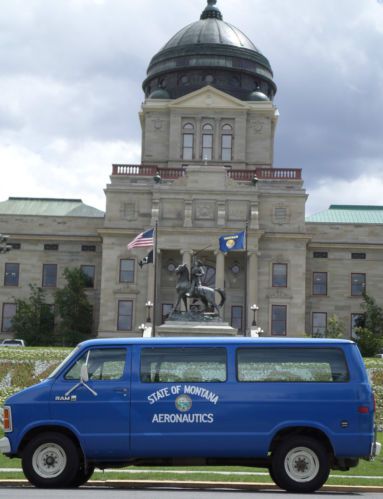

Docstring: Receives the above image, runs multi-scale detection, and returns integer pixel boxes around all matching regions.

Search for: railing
[112,165,301,181]
[112,164,186,179]
[228,168,302,180]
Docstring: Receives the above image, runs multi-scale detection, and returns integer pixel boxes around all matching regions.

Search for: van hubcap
[284,446,319,483]
[32,443,67,478]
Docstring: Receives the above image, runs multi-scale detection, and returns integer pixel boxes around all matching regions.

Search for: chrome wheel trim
[32,443,67,479]
[284,446,320,483]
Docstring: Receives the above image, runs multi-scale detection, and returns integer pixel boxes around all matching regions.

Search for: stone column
[215,250,225,317]
[181,249,192,269]
[214,250,225,289]
[247,250,258,331]
[147,257,155,303]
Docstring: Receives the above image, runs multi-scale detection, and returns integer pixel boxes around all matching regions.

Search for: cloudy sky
[1,0,382,215]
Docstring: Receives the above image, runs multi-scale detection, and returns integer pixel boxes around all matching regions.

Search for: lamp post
[250,304,259,327]
[145,300,153,323]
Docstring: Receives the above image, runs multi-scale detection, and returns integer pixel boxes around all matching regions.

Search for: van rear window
[141,347,227,383]
[237,348,349,383]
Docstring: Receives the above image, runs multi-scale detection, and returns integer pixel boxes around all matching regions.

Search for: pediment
[169,86,248,110]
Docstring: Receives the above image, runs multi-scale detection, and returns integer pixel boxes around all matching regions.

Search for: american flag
[127,228,154,249]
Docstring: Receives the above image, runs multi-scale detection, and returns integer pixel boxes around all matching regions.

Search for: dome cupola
[143,0,277,101]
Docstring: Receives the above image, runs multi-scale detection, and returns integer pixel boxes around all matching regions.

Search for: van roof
[78,337,354,348]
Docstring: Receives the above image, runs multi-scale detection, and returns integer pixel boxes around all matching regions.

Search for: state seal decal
[175,394,192,412]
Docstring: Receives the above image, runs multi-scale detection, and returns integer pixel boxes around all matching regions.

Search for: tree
[55,267,94,346]
[354,293,383,357]
[325,314,345,339]
[11,285,55,346]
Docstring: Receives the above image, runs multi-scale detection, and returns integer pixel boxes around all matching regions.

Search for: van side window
[140,348,227,383]
[237,348,349,383]
[65,348,126,381]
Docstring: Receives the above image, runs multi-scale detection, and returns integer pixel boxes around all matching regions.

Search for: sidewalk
[1,468,383,493]
[0,478,383,493]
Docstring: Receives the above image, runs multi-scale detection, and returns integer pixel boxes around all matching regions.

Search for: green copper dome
[143,0,276,101]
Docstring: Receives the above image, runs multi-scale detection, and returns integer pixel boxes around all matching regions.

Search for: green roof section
[306,205,383,224]
[0,197,104,218]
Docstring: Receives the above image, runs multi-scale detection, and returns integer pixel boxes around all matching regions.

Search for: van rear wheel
[271,436,330,493]
[22,432,80,488]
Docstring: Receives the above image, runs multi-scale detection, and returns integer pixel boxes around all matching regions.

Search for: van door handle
[113,388,129,393]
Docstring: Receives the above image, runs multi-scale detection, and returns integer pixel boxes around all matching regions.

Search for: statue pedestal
[156,320,238,337]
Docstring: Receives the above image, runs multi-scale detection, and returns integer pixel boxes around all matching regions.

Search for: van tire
[271,436,330,493]
[22,432,80,488]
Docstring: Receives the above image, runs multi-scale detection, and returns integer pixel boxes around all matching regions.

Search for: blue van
[0,337,380,492]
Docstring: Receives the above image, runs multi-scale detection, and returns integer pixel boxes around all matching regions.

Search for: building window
[4,263,19,287]
[312,272,327,295]
[42,264,57,288]
[351,313,364,338]
[272,263,287,287]
[313,251,328,258]
[182,123,194,160]
[9,243,21,250]
[351,273,366,296]
[81,245,96,252]
[351,252,366,259]
[44,244,59,251]
[312,312,327,337]
[231,305,243,331]
[80,265,95,288]
[271,305,287,336]
[119,259,135,283]
[221,124,233,161]
[1,303,16,332]
[201,123,213,160]
[162,303,173,323]
[117,300,133,331]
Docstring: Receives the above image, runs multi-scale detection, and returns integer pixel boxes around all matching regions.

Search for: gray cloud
[0,0,382,213]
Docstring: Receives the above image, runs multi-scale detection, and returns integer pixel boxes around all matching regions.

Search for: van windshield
[47,347,80,379]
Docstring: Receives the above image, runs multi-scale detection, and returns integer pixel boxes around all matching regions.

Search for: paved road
[0,488,382,499]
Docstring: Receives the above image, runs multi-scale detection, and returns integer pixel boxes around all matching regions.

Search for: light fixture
[250,303,259,326]
[251,175,258,186]
[145,300,153,323]
[153,172,161,184]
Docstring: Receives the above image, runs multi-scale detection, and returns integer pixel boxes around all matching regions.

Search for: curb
[0,479,383,493]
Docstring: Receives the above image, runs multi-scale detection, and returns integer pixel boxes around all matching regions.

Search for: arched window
[202,123,213,161]
[221,124,233,161]
[182,123,194,160]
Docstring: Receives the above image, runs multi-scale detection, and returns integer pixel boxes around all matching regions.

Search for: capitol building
[1,0,382,339]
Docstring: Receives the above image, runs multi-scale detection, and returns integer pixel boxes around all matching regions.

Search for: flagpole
[244,221,248,336]
[152,220,158,336]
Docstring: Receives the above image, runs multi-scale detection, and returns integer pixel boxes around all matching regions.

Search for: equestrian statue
[171,261,225,316]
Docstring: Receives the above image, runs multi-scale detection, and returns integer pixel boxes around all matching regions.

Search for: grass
[0,348,382,486]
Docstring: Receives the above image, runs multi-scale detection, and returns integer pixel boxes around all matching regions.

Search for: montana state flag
[219,231,245,252]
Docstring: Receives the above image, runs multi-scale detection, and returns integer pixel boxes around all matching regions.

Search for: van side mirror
[80,364,89,383]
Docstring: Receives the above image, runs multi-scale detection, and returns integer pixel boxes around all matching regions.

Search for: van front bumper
[0,437,11,454]
[373,441,382,457]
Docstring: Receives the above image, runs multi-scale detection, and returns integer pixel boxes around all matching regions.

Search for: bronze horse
[172,263,225,315]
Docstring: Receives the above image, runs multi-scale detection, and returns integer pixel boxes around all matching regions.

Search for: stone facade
[1,5,382,341]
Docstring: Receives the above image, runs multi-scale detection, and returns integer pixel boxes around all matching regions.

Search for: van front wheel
[22,432,80,488]
[271,436,330,493]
